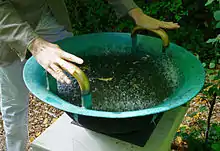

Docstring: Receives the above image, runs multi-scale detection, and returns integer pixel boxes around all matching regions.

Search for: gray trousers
[0,11,72,151]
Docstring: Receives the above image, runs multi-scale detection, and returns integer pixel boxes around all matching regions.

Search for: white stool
[30,105,188,151]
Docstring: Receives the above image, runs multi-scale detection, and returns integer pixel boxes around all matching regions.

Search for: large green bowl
[23,30,205,119]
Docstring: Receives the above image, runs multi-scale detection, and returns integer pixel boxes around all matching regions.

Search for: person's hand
[28,37,83,84]
[129,8,180,30]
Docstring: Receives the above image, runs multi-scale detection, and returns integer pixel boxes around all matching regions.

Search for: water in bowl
[57,45,183,112]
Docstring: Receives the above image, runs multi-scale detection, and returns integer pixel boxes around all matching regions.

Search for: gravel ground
[0,93,219,151]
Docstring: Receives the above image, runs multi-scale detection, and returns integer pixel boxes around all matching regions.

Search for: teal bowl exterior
[23,32,205,119]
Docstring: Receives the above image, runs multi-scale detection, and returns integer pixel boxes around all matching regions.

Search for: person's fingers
[46,67,65,83]
[56,57,77,76]
[160,21,172,28]
[169,22,180,28]
[60,50,83,64]
[50,64,70,83]
[159,21,180,29]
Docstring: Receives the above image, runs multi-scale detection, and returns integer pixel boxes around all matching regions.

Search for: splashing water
[57,45,183,112]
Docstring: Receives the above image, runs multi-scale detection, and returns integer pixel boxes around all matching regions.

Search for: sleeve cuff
[109,0,139,18]
[7,23,39,62]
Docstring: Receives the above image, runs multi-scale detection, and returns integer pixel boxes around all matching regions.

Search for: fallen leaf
[179,124,190,129]
[96,77,113,81]
[51,118,58,124]
[81,65,89,70]
[193,113,200,119]
[35,132,41,137]
[185,116,191,121]
[29,137,35,142]
[43,118,48,125]
[216,113,220,121]
[132,61,140,64]
[175,136,182,144]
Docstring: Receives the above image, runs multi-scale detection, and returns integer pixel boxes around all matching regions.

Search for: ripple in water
[56,45,183,112]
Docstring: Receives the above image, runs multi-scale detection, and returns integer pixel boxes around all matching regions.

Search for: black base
[66,112,164,147]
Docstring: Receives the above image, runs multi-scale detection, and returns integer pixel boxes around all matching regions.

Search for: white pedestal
[30,105,188,151]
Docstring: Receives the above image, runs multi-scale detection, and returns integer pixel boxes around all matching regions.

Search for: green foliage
[209,124,220,151]
[176,113,220,151]
[64,0,124,34]
[201,3,220,145]
[64,0,188,34]
[214,10,220,21]
[138,0,187,22]
[206,36,220,45]
[206,0,217,6]
[205,0,220,6]
[212,143,220,151]
[203,0,220,98]
[203,69,220,97]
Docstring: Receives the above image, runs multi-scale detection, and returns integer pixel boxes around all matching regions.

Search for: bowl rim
[23,32,205,118]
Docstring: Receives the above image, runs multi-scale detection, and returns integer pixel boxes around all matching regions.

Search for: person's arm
[107,0,139,18]
[0,0,83,84]
[0,0,39,61]
[107,0,180,30]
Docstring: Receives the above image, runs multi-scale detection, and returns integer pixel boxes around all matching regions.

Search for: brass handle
[71,66,90,95]
[131,26,170,48]
[69,66,92,108]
